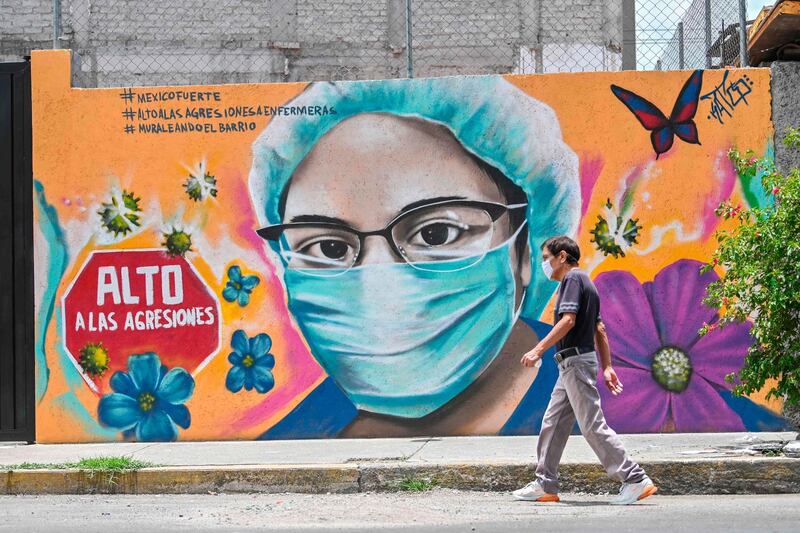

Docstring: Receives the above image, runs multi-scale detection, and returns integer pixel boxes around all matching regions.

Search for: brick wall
[2,0,623,86]
[0,0,52,62]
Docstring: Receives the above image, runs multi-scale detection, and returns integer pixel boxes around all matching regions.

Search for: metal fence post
[622,0,636,70]
[738,0,749,66]
[720,19,726,67]
[704,0,712,68]
[678,22,685,69]
[52,0,60,49]
[405,0,414,78]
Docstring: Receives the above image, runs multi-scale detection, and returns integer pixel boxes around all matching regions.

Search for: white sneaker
[512,480,560,502]
[610,476,658,505]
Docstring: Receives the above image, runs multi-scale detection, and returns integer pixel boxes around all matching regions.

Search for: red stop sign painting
[62,249,221,394]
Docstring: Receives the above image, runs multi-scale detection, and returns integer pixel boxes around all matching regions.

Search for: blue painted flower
[222,265,260,307]
[98,353,194,442]
[226,330,275,394]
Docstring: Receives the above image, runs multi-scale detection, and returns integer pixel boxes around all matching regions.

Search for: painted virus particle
[184,161,218,202]
[79,342,110,377]
[589,199,642,258]
[163,228,192,257]
[98,190,142,237]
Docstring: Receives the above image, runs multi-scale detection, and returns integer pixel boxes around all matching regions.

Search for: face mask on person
[541,258,555,280]
[282,230,526,419]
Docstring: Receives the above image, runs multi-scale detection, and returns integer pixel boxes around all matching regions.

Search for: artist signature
[700,71,754,125]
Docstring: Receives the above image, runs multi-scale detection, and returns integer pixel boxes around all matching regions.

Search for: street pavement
[1,432,795,467]
[2,491,799,532]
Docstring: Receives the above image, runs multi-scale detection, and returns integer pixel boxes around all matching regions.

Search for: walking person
[513,236,658,505]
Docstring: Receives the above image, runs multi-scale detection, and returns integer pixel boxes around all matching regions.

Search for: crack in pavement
[127,443,158,459]
[404,438,435,462]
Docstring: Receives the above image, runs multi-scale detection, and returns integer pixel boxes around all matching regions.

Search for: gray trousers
[535,352,646,493]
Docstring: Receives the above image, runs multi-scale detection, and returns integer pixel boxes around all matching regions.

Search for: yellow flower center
[138,392,156,412]
[242,355,255,368]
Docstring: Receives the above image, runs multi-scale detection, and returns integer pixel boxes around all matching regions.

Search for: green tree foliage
[702,128,800,409]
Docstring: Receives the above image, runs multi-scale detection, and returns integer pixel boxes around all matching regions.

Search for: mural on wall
[31,51,789,443]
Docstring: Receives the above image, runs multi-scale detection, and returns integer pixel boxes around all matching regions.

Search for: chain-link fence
[0,0,751,87]
[655,0,748,70]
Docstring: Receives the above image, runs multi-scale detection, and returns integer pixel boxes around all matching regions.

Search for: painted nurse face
[280,112,530,294]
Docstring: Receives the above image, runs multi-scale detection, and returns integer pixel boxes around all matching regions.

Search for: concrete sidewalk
[1,432,798,495]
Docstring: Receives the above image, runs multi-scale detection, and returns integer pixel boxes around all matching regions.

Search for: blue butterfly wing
[673,122,700,145]
[611,84,669,131]
[651,127,675,158]
[670,70,703,123]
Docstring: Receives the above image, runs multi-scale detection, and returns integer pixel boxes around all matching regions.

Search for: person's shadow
[514,498,657,507]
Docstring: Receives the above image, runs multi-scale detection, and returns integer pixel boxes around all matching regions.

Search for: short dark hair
[541,236,580,265]
[468,154,528,258]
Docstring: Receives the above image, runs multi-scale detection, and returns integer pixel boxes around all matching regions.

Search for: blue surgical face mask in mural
[274,203,528,418]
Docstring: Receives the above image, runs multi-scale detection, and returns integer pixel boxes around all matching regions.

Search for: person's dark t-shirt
[553,269,601,352]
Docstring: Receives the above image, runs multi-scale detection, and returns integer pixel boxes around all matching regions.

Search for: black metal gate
[0,61,34,443]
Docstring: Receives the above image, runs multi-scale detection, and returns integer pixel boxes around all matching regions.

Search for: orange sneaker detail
[637,484,658,501]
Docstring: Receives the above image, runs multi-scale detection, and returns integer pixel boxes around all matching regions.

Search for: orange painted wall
[31,50,785,443]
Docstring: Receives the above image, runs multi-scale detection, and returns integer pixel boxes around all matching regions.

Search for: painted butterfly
[610,70,704,158]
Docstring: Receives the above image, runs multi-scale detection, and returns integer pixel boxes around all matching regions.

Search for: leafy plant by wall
[703,127,800,413]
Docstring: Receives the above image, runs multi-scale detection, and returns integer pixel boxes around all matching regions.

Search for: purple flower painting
[595,259,751,432]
